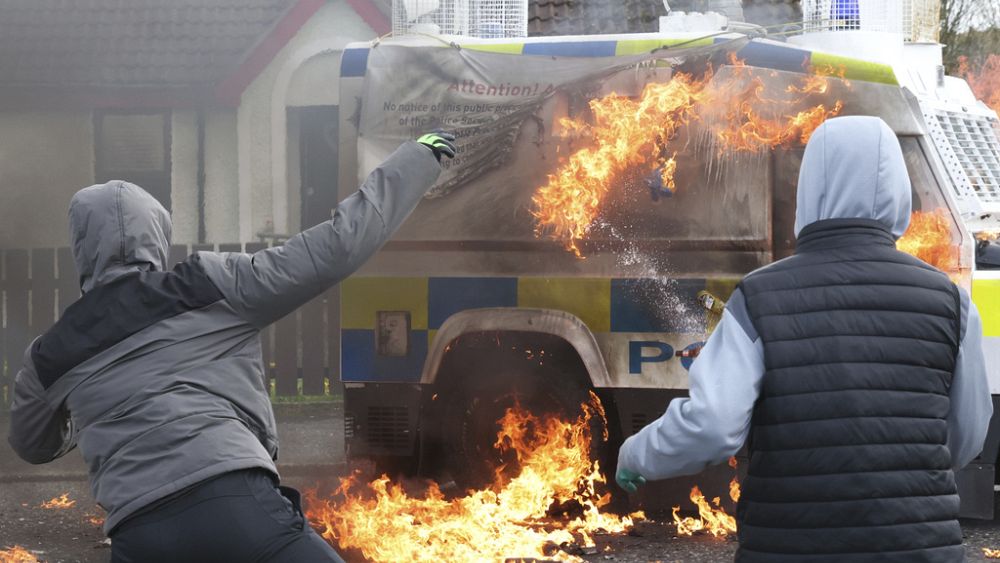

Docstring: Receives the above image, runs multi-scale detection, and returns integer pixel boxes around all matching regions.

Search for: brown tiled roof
[0,0,295,88]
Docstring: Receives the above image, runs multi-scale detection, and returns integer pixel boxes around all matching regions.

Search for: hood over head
[69,181,172,293]
[794,116,911,239]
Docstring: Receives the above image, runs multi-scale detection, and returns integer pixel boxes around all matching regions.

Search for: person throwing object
[8,132,456,562]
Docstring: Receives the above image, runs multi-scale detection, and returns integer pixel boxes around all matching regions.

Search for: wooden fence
[0,243,339,399]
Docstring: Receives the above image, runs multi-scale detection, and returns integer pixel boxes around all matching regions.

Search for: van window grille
[928,108,1000,210]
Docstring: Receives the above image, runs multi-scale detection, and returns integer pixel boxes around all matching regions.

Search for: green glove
[417,130,457,162]
[616,468,646,493]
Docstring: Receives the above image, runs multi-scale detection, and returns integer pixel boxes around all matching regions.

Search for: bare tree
[940,0,1000,71]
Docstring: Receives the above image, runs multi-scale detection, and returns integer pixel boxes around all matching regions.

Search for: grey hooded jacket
[8,141,441,533]
[618,116,991,480]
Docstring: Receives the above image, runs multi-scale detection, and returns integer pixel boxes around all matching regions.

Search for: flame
[727,456,740,503]
[0,546,38,563]
[88,513,105,527]
[958,55,1000,115]
[532,72,710,256]
[672,486,738,538]
[977,231,1000,242]
[672,456,741,538]
[306,392,641,562]
[532,59,846,254]
[896,210,959,272]
[985,547,1000,558]
[39,493,75,509]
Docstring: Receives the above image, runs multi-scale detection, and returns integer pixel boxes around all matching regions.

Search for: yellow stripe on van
[341,277,429,330]
[973,277,1000,337]
[614,37,714,56]
[810,51,898,85]
[463,43,526,54]
[517,278,611,332]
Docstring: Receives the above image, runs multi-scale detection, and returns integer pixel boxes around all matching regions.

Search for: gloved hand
[616,468,646,493]
[417,131,457,162]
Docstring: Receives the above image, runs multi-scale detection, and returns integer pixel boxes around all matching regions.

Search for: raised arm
[198,139,444,328]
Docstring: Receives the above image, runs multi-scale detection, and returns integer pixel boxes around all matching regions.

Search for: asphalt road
[3,404,1000,562]
[5,486,1000,563]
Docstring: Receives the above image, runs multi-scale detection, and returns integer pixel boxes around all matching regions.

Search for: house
[0,0,801,250]
[0,0,393,250]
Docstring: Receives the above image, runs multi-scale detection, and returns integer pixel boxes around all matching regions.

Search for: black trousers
[110,469,345,563]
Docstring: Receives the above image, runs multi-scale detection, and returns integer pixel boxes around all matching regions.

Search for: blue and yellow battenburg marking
[341,277,738,382]
[341,37,898,85]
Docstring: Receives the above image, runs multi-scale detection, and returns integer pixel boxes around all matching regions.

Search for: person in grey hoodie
[615,116,992,562]
[7,132,456,562]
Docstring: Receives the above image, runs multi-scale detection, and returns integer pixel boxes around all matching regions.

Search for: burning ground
[306,393,646,562]
[304,391,739,562]
[2,405,1000,562]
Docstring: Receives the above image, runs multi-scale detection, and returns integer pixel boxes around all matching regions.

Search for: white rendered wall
[0,111,94,249]
[237,0,375,241]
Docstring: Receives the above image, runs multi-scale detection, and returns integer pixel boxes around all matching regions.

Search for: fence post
[273,309,299,397]
[57,248,79,315]
[4,250,29,387]
[301,292,326,396]
[327,287,342,396]
[1,251,6,396]
[244,243,274,394]
[168,244,189,269]
[31,249,57,342]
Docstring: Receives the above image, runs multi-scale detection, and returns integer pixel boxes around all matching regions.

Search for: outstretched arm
[947,291,992,470]
[617,289,765,480]
[198,140,443,328]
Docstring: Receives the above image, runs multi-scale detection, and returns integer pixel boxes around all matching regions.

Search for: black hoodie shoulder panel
[32,254,223,390]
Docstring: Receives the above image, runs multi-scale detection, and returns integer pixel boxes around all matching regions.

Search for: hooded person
[615,116,991,562]
[7,132,456,562]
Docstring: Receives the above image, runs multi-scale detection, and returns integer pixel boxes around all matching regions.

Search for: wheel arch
[420,307,612,387]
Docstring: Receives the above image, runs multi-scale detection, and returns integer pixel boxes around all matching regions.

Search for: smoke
[595,218,705,336]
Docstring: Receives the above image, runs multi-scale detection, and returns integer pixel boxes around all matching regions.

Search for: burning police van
[331,16,1000,519]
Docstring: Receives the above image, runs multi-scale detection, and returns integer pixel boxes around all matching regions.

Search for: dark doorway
[296,105,339,229]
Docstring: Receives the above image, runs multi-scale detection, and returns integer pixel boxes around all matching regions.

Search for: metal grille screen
[934,110,1000,206]
[800,0,940,42]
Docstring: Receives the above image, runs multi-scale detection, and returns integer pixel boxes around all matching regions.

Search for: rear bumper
[343,383,423,458]
[957,463,995,519]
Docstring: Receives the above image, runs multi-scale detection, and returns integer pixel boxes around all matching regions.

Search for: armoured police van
[331,17,1000,516]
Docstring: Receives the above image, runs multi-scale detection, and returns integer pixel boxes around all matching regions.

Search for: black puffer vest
[736,219,965,563]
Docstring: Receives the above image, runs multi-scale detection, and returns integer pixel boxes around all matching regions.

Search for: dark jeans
[110,469,345,563]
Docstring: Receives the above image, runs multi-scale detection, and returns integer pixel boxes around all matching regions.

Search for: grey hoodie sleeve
[198,141,440,328]
[617,289,765,480]
[8,347,76,464]
[947,290,992,470]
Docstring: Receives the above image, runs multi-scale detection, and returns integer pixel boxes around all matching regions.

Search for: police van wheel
[427,363,610,494]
